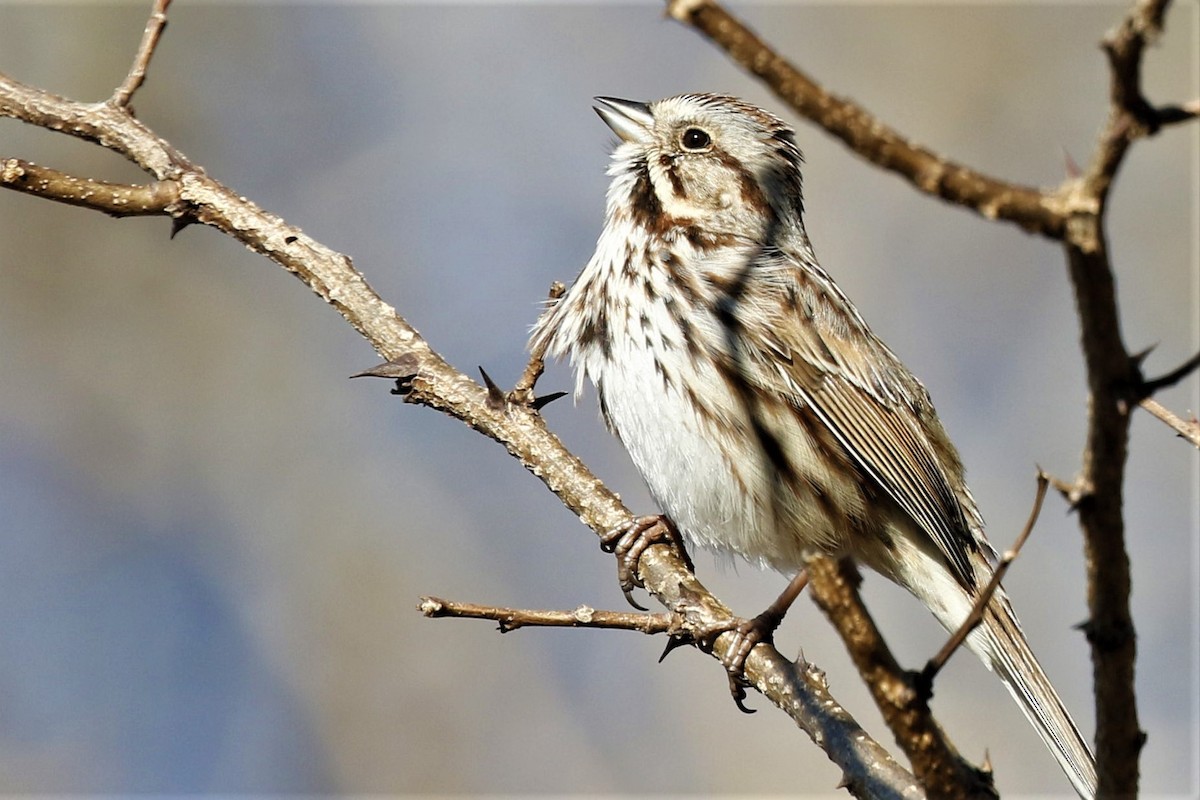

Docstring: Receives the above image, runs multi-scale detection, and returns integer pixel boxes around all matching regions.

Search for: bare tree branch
[4,0,1193,796]
[1058,3,1181,792]
[808,557,997,800]
[921,472,1048,684]
[418,597,675,635]
[0,157,180,216]
[1138,398,1200,447]
[111,0,171,108]
[664,0,1067,239]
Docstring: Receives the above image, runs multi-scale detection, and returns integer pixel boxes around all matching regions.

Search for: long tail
[971,593,1097,799]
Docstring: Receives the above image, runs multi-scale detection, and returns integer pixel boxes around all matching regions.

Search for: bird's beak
[593,97,653,144]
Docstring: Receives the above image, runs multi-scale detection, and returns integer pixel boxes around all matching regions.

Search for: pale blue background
[0,2,1196,795]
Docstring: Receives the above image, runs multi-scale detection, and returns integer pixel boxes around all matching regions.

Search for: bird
[529,93,1097,798]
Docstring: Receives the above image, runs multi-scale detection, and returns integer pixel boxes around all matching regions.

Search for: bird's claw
[728,673,755,714]
[600,514,775,714]
[599,514,690,610]
[698,610,785,714]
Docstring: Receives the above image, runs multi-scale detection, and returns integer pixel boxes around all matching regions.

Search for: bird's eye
[680,127,712,151]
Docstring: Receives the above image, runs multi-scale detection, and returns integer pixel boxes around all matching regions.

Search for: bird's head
[594,93,806,240]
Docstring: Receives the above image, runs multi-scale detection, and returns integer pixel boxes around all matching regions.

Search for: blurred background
[0,2,1196,796]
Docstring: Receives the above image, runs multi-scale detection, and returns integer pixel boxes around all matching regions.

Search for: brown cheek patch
[711,148,771,219]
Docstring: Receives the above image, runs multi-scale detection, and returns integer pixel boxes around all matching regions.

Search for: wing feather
[749,253,982,588]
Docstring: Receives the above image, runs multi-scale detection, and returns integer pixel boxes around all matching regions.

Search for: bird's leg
[708,568,811,713]
[600,514,693,610]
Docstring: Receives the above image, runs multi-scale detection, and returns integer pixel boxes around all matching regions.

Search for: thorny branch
[0,5,921,798]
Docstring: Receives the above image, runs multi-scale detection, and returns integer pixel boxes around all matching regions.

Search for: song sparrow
[530,93,1096,798]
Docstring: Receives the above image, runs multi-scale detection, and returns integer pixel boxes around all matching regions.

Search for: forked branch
[808,556,998,800]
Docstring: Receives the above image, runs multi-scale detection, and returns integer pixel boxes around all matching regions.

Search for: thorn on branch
[351,353,421,396]
[479,366,506,411]
[1062,146,1081,179]
[658,633,693,662]
[1074,614,1136,654]
[1129,342,1156,370]
[1137,349,1200,397]
[530,391,568,411]
[170,216,194,238]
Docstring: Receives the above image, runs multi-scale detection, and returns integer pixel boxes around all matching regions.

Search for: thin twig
[1138,398,1200,447]
[419,596,675,634]
[511,281,565,404]
[0,158,180,216]
[112,0,172,109]
[922,472,1048,683]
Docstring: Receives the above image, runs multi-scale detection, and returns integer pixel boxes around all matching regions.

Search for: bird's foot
[599,514,692,610]
[692,606,788,714]
[701,569,812,713]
